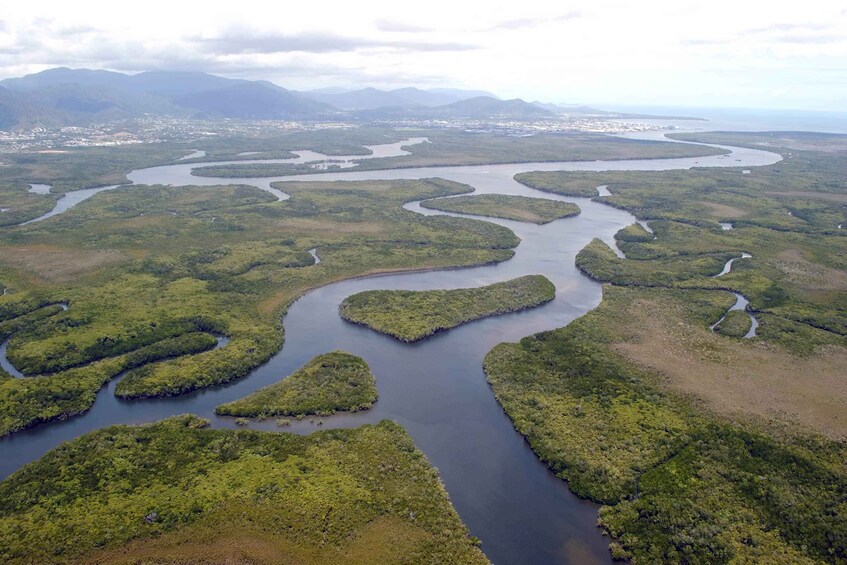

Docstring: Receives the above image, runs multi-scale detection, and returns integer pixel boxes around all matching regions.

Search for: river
[0,135,781,564]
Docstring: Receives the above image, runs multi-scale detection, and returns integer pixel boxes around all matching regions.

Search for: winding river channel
[0,134,781,564]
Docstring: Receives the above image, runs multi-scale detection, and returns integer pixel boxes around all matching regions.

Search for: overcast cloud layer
[1,0,845,110]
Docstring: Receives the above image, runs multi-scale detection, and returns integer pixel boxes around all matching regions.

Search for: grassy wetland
[216,351,378,418]
[0,175,519,435]
[0,183,59,227]
[0,127,726,227]
[0,416,487,564]
[0,129,417,189]
[0,128,421,225]
[516,133,847,338]
[189,129,727,179]
[339,275,556,342]
[712,308,752,337]
[485,285,847,563]
[0,126,843,564]
[296,129,728,169]
[420,194,580,224]
[488,132,847,562]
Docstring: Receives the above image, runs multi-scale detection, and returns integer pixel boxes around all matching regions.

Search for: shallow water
[0,135,781,564]
[715,252,752,277]
[710,292,759,339]
[712,255,757,338]
[27,183,51,195]
[18,138,430,225]
[0,339,23,378]
[178,149,206,161]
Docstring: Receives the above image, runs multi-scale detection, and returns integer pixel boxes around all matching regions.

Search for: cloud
[103,54,447,89]
[747,22,829,34]
[53,24,99,38]
[191,30,478,55]
[106,52,364,78]
[0,20,476,86]
[685,22,845,47]
[0,34,433,86]
[741,22,844,44]
[0,45,29,56]
[769,33,843,45]
[682,37,730,46]
[486,11,582,31]
[375,20,435,33]
[0,33,43,56]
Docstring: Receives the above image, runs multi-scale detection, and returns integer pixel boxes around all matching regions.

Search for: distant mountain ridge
[354,96,554,120]
[0,67,593,129]
[437,97,553,118]
[175,82,333,120]
[301,86,500,110]
[0,68,338,128]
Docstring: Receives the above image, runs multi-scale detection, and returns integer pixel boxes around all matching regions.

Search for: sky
[1,0,845,111]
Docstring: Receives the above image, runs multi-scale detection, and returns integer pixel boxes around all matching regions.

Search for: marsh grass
[339,275,556,342]
[0,416,488,564]
[420,194,580,224]
[485,285,847,563]
[0,177,518,434]
[216,351,378,418]
[492,134,847,562]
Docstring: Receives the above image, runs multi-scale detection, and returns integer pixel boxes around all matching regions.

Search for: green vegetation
[0,302,66,340]
[185,127,414,162]
[0,176,519,434]
[340,275,555,342]
[0,129,414,224]
[489,133,847,562]
[713,309,752,338]
[6,301,225,376]
[0,416,487,564]
[0,128,416,190]
[420,194,580,224]
[216,351,378,417]
[0,331,220,435]
[614,222,654,243]
[486,287,730,503]
[600,424,846,563]
[485,285,847,563]
[514,171,602,197]
[0,144,190,193]
[193,161,336,178]
[189,129,726,179]
[2,129,843,562]
[0,184,59,227]
[0,128,721,225]
[576,238,736,286]
[513,136,847,338]
[309,130,728,170]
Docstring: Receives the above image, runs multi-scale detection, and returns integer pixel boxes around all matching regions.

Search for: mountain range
[0,68,555,129]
